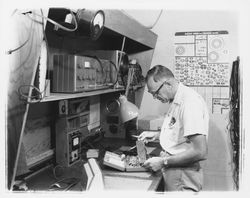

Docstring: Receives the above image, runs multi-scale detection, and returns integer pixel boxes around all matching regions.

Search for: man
[138,65,209,191]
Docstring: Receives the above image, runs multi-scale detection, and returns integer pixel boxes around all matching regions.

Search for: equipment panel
[52,54,117,93]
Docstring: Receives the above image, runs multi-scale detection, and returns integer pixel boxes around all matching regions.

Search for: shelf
[45,9,158,54]
[41,88,125,102]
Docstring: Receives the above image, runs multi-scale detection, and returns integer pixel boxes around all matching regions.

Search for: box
[138,115,164,131]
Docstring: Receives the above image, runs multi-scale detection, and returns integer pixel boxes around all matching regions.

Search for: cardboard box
[138,115,164,131]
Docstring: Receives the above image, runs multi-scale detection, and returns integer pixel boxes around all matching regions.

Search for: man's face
[147,76,172,103]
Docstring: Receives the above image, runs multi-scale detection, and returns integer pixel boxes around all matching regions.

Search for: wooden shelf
[40,88,125,102]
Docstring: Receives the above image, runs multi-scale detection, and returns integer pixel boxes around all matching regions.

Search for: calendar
[175,31,229,86]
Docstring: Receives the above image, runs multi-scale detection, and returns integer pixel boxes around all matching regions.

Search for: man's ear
[165,81,172,87]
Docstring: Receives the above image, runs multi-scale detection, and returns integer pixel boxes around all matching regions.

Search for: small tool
[128,145,136,150]
[131,135,139,139]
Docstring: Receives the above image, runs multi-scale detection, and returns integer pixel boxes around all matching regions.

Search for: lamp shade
[119,95,139,123]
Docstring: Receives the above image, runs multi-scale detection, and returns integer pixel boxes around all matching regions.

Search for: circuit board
[103,141,148,172]
[125,155,147,172]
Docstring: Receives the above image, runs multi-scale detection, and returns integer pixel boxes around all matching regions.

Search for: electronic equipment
[52,53,117,93]
[56,98,90,167]
[76,10,105,40]
[103,141,147,172]
[79,50,129,87]
[100,92,126,138]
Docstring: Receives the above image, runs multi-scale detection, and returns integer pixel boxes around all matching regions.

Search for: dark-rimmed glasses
[150,81,167,99]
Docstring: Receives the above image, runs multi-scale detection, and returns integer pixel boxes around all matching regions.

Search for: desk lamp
[119,68,139,123]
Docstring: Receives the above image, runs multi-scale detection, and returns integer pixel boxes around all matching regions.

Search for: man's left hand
[143,157,164,172]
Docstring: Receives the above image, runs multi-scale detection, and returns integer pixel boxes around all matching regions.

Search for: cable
[145,10,163,29]
[18,85,42,103]
[6,12,34,55]
[29,9,78,32]
[121,9,163,30]
[228,57,240,190]
[93,55,105,84]
[17,9,51,104]
[48,177,80,191]
[109,60,118,87]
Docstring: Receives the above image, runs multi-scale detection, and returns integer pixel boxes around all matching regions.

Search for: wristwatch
[163,156,169,167]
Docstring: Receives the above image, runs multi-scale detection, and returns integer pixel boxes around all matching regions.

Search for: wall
[124,9,239,191]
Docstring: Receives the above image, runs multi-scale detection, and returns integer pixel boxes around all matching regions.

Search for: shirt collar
[172,82,183,105]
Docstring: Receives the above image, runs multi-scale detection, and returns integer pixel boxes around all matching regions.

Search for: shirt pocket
[167,119,180,143]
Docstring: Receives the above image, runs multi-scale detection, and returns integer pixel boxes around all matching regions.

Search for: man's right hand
[138,131,160,144]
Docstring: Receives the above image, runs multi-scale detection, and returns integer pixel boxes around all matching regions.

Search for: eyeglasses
[150,81,167,99]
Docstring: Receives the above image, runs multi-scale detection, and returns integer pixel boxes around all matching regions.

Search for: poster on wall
[212,98,230,114]
[174,31,230,87]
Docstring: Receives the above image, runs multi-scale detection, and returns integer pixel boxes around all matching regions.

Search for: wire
[18,85,42,103]
[122,9,163,30]
[6,12,34,55]
[48,177,80,191]
[109,60,118,87]
[228,57,240,190]
[93,56,105,84]
[145,10,163,29]
[52,164,65,180]
[30,9,78,32]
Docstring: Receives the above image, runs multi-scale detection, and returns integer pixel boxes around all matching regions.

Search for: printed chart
[175,31,229,86]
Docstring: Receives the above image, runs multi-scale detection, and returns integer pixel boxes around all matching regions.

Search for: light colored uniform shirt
[159,82,209,155]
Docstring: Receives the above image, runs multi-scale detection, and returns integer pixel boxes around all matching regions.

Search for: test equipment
[100,92,126,138]
[52,54,117,93]
[103,140,147,172]
[79,50,129,87]
[76,9,105,40]
[56,98,90,167]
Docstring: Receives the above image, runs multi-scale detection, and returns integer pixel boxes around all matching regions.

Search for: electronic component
[56,129,82,167]
[103,151,147,172]
[136,140,147,163]
[52,54,116,93]
[103,141,147,172]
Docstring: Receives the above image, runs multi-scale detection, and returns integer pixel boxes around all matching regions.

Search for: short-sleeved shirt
[160,82,209,154]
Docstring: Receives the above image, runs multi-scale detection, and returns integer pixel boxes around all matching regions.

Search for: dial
[90,10,105,40]
[93,12,104,28]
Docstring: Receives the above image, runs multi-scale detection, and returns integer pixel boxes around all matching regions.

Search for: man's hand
[143,157,164,172]
[138,131,160,144]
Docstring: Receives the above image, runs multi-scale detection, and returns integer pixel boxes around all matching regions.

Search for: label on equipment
[84,61,90,68]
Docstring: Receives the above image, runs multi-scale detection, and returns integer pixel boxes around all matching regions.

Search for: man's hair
[146,65,175,82]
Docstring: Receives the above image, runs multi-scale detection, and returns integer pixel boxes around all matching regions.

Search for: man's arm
[164,134,207,167]
[143,134,207,171]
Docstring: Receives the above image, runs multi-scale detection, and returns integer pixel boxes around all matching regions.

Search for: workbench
[24,138,163,191]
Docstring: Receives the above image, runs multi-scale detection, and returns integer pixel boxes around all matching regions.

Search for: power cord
[6,11,34,55]
[28,9,78,32]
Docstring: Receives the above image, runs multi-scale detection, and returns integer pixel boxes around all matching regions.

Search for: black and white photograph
[1,0,249,196]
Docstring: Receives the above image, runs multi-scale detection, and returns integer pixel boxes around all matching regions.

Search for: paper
[175,31,230,86]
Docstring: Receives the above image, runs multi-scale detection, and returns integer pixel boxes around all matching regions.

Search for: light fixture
[118,67,139,123]
[118,95,139,123]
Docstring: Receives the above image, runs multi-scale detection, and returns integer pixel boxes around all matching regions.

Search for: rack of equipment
[55,98,90,166]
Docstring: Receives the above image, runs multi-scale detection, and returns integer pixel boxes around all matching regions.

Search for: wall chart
[175,31,229,87]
